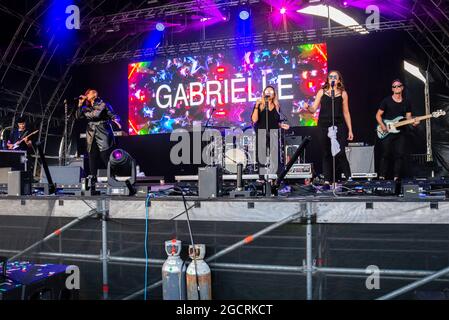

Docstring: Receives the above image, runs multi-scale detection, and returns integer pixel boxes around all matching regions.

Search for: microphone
[331,81,335,88]
[74,95,86,101]
[264,95,270,99]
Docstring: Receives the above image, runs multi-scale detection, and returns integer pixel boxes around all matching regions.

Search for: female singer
[251,85,290,174]
[76,89,121,179]
[304,71,354,186]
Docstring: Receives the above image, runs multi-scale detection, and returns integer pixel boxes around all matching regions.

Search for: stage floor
[0,194,447,224]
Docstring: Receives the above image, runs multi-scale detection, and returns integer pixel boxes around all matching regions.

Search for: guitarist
[376,79,420,180]
[6,117,33,151]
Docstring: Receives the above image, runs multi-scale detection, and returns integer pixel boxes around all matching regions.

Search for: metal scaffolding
[86,0,261,34]
[408,0,449,83]
[1,198,449,300]
[73,20,414,65]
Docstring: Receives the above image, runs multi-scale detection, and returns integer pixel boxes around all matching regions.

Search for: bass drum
[224,148,247,174]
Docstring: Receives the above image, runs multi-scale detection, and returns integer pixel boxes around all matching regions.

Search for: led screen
[128,43,328,135]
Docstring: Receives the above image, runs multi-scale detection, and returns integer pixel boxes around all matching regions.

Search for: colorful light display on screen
[128,43,328,135]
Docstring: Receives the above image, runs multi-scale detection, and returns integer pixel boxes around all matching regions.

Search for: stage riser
[1,216,449,299]
[0,198,448,224]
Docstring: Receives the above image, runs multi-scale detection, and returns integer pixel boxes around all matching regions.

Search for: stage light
[239,10,250,20]
[341,1,349,8]
[297,4,368,34]
[156,22,165,31]
[280,7,287,15]
[404,61,426,83]
[217,66,226,73]
[108,149,136,196]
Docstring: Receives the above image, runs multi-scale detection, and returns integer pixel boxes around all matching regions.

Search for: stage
[1,0,449,302]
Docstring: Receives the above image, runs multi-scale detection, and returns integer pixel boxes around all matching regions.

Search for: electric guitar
[7,130,39,150]
[376,110,446,139]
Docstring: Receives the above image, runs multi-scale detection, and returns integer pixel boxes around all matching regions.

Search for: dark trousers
[89,140,113,177]
[318,124,351,182]
[379,133,406,178]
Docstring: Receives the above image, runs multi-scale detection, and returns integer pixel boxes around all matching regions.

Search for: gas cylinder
[186,244,212,300]
[162,239,186,300]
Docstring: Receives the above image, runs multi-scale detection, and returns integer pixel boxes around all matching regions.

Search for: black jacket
[76,98,118,152]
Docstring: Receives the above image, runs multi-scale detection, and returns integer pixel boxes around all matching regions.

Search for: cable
[143,193,151,300]
[176,186,202,300]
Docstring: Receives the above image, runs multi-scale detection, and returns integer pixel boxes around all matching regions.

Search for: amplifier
[0,167,12,184]
[8,171,32,196]
[285,135,305,165]
[345,146,376,178]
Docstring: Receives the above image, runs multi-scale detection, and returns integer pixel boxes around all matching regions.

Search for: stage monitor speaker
[8,171,32,196]
[198,166,222,198]
[345,146,375,177]
[0,167,13,184]
[40,166,83,185]
[68,157,87,170]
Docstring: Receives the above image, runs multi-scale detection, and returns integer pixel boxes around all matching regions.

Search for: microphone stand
[203,106,217,167]
[62,99,68,166]
[265,98,270,173]
[279,109,290,169]
[264,97,272,196]
[331,83,336,189]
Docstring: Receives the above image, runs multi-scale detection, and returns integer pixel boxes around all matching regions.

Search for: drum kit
[203,126,258,174]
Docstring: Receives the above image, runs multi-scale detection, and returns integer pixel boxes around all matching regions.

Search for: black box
[0,150,27,171]
[403,184,421,199]
[198,166,222,198]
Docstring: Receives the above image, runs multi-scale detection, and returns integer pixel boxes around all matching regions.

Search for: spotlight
[239,10,250,20]
[155,22,165,31]
[341,0,349,8]
[298,4,368,34]
[404,61,426,83]
[107,149,136,196]
[280,7,287,15]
